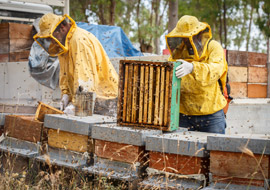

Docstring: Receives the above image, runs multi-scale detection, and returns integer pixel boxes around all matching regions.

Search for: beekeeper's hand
[63,103,75,115]
[175,59,194,78]
[60,94,69,111]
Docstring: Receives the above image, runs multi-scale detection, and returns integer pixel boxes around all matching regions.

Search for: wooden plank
[154,67,160,125]
[35,101,63,122]
[228,66,248,83]
[117,61,125,123]
[164,69,170,126]
[9,51,30,62]
[248,52,267,66]
[147,65,154,124]
[122,64,129,122]
[131,64,139,122]
[248,67,268,83]
[212,175,265,187]
[4,115,43,142]
[126,64,134,122]
[0,23,33,39]
[9,39,33,52]
[95,139,146,164]
[227,50,248,67]
[159,67,165,126]
[0,39,10,54]
[0,54,9,62]
[230,82,247,98]
[138,66,145,123]
[210,151,269,180]
[149,151,209,175]
[143,66,149,123]
[48,129,91,153]
[248,84,267,98]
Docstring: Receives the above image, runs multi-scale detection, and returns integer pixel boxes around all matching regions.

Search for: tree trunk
[246,6,254,52]
[223,0,227,49]
[216,0,223,44]
[154,0,160,54]
[109,0,116,25]
[267,37,270,97]
[98,3,106,25]
[168,0,178,33]
[136,0,142,47]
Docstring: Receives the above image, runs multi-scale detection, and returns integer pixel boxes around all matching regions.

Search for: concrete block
[44,114,116,136]
[228,66,247,82]
[82,157,144,182]
[35,147,88,169]
[227,50,248,67]
[248,52,267,67]
[92,123,162,146]
[230,82,247,98]
[248,67,267,83]
[207,134,270,154]
[248,84,267,98]
[146,131,214,157]
[0,137,39,158]
[202,183,266,190]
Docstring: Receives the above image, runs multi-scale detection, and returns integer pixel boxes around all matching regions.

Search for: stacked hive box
[0,102,62,174]
[35,114,116,169]
[139,131,212,189]
[206,134,270,189]
[227,50,268,98]
[83,123,162,189]
[0,23,33,62]
[0,115,43,174]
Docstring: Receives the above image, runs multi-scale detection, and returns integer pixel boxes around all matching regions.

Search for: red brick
[149,151,209,175]
[95,139,147,164]
[227,50,248,67]
[210,151,269,182]
[248,52,267,66]
[248,67,267,83]
[230,82,247,98]
[248,84,267,98]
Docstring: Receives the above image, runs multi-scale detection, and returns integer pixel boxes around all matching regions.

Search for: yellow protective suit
[166,15,228,115]
[34,14,118,102]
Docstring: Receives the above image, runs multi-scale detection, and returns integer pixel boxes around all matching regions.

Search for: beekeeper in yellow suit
[34,13,118,115]
[166,15,228,134]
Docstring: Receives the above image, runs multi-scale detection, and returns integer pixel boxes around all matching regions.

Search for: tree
[168,0,178,33]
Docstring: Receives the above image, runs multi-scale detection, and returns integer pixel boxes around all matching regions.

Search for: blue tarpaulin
[77,22,143,58]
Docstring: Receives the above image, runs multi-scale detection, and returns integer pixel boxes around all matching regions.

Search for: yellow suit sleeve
[191,40,226,87]
[59,55,70,95]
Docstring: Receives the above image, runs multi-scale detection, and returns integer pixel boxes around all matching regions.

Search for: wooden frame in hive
[117,60,181,131]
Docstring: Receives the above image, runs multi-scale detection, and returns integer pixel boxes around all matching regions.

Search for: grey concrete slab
[146,131,216,157]
[139,175,204,190]
[0,113,34,126]
[82,157,143,182]
[207,134,270,155]
[92,123,162,146]
[202,183,266,190]
[35,147,88,169]
[44,114,116,136]
[0,137,39,158]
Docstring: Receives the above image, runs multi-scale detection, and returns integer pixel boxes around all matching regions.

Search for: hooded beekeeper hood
[166,15,212,61]
[33,13,75,56]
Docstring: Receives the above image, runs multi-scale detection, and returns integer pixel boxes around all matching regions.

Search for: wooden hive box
[117,60,181,131]
[207,134,270,188]
[35,101,63,122]
[4,115,44,143]
[0,22,33,62]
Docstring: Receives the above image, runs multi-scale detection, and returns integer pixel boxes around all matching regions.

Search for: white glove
[63,103,75,115]
[175,59,194,78]
[60,94,69,111]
